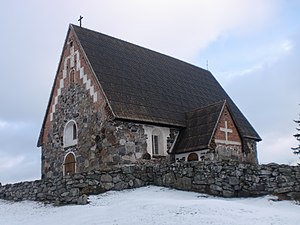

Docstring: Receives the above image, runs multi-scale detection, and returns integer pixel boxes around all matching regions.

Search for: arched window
[64,120,78,148]
[63,152,76,176]
[187,153,199,161]
[152,128,163,156]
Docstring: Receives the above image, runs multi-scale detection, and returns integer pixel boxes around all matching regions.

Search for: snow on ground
[0,186,299,225]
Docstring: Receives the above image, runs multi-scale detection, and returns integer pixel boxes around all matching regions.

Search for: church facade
[37,25,261,179]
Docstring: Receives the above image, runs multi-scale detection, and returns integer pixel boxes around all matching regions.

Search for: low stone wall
[0,161,299,205]
[0,164,153,205]
[156,162,300,200]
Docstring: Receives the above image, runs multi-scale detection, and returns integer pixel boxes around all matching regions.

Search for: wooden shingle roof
[72,24,261,143]
[173,101,226,153]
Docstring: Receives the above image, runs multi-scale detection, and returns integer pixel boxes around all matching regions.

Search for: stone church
[37,24,261,179]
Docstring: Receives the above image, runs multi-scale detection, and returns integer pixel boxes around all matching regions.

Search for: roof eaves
[172,145,209,155]
[114,115,186,128]
[225,101,262,142]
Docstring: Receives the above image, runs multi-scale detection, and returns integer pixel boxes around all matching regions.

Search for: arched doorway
[64,153,76,176]
[187,153,199,161]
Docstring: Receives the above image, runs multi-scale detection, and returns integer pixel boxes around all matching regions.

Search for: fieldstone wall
[41,31,112,178]
[157,161,300,200]
[42,81,109,178]
[1,162,299,205]
[98,121,148,165]
[0,164,153,205]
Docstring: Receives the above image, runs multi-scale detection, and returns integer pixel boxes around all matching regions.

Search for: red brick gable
[213,105,242,146]
[38,28,111,147]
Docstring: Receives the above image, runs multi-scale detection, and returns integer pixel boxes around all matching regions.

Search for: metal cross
[78,16,83,27]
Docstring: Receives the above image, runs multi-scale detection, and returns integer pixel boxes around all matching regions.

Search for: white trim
[175,149,213,162]
[49,46,98,121]
[215,139,241,146]
[63,120,78,148]
[143,125,170,157]
[168,131,179,153]
[152,128,163,156]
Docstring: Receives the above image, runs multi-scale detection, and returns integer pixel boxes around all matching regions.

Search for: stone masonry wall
[0,164,154,205]
[1,162,299,205]
[41,29,112,178]
[157,161,300,200]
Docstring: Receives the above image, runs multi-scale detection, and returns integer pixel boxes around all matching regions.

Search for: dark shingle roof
[173,101,225,153]
[72,24,261,142]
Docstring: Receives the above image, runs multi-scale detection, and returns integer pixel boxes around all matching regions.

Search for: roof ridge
[70,24,210,74]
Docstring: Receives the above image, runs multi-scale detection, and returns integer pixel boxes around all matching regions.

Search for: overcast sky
[0,0,299,184]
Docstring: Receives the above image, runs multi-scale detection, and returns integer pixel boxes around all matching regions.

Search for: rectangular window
[152,135,159,155]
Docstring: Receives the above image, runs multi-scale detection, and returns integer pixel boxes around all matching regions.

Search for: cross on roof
[220,121,232,144]
[78,15,83,27]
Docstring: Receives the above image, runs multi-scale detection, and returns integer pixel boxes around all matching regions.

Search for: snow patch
[0,186,299,225]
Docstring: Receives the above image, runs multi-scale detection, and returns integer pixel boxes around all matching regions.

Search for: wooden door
[64,153,76,175]
[187,153,199,161]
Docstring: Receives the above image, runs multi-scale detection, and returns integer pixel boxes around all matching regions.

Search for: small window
[152,135,159,155]
[151,128,164,156]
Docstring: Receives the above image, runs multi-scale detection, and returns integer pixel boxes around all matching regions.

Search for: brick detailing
[50,46,98,121]
[212,106,257,164]
[214,106,242,145]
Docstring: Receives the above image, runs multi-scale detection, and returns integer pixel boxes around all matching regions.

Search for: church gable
[38,27,112,147]
[211,104,258,163]
[174,101,257,164]
[38,27,116,178]
[213,105,242,147]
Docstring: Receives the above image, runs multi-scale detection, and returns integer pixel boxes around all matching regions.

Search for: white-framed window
[63,120,78,148]
[152,128,163,156]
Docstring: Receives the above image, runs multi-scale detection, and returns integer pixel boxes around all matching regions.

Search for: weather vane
[78,15,83,27]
